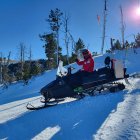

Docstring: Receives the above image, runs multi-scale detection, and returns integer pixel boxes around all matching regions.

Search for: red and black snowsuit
[76,51,94,72]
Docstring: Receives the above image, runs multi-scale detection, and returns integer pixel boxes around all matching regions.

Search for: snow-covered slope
[0,48,140,140]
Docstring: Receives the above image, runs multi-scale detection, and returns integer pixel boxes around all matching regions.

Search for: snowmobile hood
[40,80,56,94]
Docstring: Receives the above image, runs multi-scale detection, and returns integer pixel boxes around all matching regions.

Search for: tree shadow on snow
[0,90,128,140]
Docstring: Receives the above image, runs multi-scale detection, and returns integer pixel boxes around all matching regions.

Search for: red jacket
[76,57,94,72]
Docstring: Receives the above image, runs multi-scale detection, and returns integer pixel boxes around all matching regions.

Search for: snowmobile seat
[82,67,114,84]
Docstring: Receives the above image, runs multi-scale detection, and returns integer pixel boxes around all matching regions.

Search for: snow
[0,48,140,140]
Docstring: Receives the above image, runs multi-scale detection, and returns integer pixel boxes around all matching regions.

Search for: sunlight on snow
[32,126,61,140]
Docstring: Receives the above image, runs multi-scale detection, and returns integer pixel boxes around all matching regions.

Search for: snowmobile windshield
[57,60,68,77]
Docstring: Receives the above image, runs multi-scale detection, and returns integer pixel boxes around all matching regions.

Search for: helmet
[104,56,111,67]
[81,49,91,59]
[81,49,89,55]
[77,49,91,60]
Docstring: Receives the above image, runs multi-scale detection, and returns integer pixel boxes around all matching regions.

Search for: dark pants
[66,70,93,88]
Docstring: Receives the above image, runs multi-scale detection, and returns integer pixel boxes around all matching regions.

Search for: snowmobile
[26,56,129,110]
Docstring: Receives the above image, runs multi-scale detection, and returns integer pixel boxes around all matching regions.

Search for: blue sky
[0,0,139,60]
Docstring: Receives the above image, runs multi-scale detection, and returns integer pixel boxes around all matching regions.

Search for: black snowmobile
[26,56,129,110]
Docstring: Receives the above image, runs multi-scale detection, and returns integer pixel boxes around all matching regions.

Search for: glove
[75,58,79,62]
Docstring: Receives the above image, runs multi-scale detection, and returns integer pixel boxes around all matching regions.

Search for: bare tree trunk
[29,46,32,63]
[19,43,26,78]
[29,46,32,74]
[2,52,11,87]
[68,32,76,52]
[20,43,23,74]
[101,0,107,54]
[63,13,70,64]
[120,5,125,49]
[56,31,59,65]
[7,51,11,65]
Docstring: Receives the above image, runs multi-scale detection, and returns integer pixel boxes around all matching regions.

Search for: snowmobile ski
[26,102,57,110]
[40,97,65,103]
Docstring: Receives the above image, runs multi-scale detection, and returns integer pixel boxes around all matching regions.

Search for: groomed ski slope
[0,48,140,140]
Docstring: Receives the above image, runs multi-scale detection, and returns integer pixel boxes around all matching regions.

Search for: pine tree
[1,52,11,87]
[22,62,31,84]
[124,40,130,49]
[47,8,63,65]
[135,33,140,47]
[30,61,41,76]
[74,38,85,54]
[40,33,57,69]
[114,40,121,50]
[69,38,85,62]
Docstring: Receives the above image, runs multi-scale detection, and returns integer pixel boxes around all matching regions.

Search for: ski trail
[94,79,140,140]
[0,96,42,123]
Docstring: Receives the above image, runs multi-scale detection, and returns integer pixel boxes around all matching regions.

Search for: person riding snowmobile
[76,49,94,72]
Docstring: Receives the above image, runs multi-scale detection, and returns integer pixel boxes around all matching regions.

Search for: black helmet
[81,49,89,55]
[104,56,111,67]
